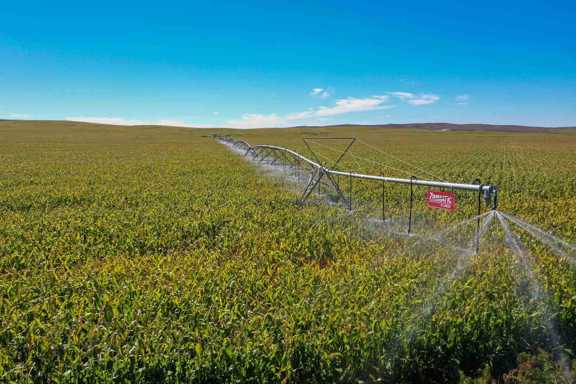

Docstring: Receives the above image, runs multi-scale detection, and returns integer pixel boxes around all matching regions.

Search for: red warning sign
[426,190,456,211]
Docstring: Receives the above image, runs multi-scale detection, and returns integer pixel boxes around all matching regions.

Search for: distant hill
[1,119,575,132]
[288,123,576,133]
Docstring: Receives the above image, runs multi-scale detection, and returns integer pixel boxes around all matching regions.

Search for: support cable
[357,138,447,182]
[307,139,416,179]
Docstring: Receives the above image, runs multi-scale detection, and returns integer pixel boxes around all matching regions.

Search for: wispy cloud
[455,94,470,105]
[66,90,441,130]
[227,95,393,128]
[65,117,211,128]
[315,96,391,116]
[156,119,207,127]
[226,114,285,129]
[0,112,31,119]
[389,92,440,106]
[309,87,331,99]
[66,117,147,125]
[388,92,415,100]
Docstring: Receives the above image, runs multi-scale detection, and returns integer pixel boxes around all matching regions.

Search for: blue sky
[1,0,575,127]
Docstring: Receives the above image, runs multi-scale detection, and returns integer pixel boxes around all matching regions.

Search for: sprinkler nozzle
[482,186,498,210]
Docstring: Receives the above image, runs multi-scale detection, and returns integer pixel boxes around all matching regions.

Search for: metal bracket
[300,137,356,205]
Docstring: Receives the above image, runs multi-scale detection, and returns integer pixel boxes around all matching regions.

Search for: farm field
[1,120,576,383]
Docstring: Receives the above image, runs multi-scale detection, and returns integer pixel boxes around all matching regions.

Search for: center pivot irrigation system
[215,135,498,243]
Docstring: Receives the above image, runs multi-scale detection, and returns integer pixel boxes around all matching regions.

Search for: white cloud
[388,92,414,101]
[156,119,200,127]
[407,94,439,105]
[309,88,331,99]
[455,94,470,105]
[315,96,391,116]
[389,91,440,106]
[226,95,392,128]
[66,117,146,125]
[65,117,210,128]
[226,114,285,129]
[0,112,31,119]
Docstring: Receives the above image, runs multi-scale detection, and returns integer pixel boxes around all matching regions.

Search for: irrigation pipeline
[215,135,498,211]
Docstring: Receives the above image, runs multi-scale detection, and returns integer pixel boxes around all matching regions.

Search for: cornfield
[1,121,575,383]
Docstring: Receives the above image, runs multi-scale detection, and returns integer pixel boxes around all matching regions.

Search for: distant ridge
[288,123,576,133]
[1,119,575,133]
